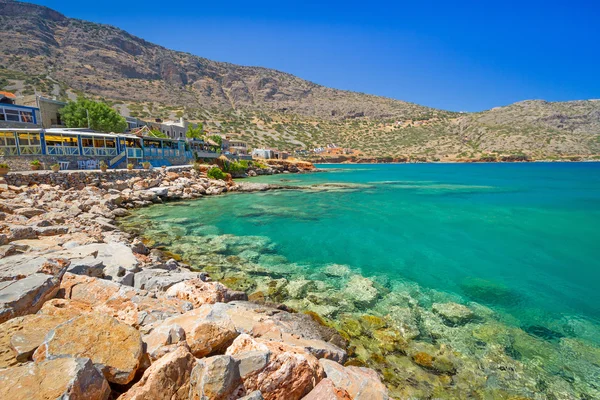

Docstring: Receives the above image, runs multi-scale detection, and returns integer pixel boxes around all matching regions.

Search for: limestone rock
[119,345,197,400]
[165,278,245,307]
[143,323,187,361]
[189,355,243,400]
[239,391,264,400]
[0,357,110,400]
[33,314,144,384]
[158,304,239,358]
[0,257,69,323]
[319,359,389,400]
[60,274,189,328]
[226,334,324,400]
[303,378,352,400]
[133,268,205,292]
[6,313,78,364]
[432,302,475,325]
[14,207,46,218]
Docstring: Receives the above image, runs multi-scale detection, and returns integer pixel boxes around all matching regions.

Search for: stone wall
[3,166,194,188]
[0,154,192,171]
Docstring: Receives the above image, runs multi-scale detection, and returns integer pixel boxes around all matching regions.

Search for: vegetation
[222,160,249,174]
[208,135,223,146]
[149,129,167,138]
[60,97,127,132]
[0,162,9,169]
[99,161,108,169]
[30,159,41,166]
[186,124,203,139]
[142,161,151,169]
[207,166,226,180]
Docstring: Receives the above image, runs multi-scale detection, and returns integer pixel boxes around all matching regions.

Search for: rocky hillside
[1,0,599,159]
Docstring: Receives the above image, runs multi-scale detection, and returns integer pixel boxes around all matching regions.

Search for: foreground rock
[33,314,144,384]
[226,334,324,400]
[0,256,69,323]
[0,357,111,400]
[119,344,196,400]
[319,359,389,400]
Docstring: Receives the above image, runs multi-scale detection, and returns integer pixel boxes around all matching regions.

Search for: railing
[0,146,18,156]
[82,147,117,157]
[19,145,42,155]
[195,150,219,159]
[109,152,126,168]
[126,148,143,158]
[144,148,161,158]
[46,146,80,156]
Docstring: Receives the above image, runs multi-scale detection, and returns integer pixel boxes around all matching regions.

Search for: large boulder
[53,242,140,273]
[189,355,243,400]
[155,304,239,358]
[302,378,352,400]
[0,357,111,400]
[223,301,347,363]
[60,274,190,328]
[0,257,69,323]
[226,334,324,400]
[119,345,197,400]
[319,359,389,400]
[33,314,144,384]
[165,278,246,307]
[133,268,205,292]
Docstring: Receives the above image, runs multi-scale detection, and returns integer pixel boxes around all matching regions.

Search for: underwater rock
[459,278,523,306]
[432,302,475,326]
[387,306,420,340]
[523,325,564,342]
[324,264,352,278]
[343,275,380,308]
[286,279,317,299]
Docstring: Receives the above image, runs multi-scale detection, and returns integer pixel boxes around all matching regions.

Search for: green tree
[60,98,127,132]
[208,134,222,146]
[186,124,203,139]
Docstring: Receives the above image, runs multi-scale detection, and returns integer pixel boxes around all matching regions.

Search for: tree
[60,98,127,133]
[209,134,222,146]
[186,124,203,139]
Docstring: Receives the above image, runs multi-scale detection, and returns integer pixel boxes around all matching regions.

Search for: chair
[59,161,69,170]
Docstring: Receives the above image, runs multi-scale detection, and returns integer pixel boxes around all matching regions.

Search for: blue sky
[27,0,600,112]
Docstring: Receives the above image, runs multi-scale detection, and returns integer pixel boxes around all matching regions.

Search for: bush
[30,159,41,166]
[207,167,226,180]
[0,162,9,169]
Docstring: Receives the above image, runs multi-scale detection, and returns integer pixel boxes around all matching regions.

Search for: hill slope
[1,0,599,159]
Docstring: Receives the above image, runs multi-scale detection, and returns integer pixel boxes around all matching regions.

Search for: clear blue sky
[27,0,600,112]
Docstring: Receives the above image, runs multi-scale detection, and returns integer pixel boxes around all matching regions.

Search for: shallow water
[122,163,600,398]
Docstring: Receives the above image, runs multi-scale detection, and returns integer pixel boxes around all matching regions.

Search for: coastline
[0,162,392,400]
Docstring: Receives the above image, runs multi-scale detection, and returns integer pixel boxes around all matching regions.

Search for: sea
[121,162,600,398]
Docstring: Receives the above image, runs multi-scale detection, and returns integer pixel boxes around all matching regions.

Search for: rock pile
[0,165,389,400]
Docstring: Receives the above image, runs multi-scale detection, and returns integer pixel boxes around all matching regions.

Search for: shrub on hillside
[207,167,226,180]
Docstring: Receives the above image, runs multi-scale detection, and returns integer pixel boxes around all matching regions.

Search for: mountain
[1,0,599,160]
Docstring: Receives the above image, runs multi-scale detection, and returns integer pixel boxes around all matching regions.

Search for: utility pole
[86,109,90,129]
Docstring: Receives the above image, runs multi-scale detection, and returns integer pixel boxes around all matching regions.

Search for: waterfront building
[0,127,219,170]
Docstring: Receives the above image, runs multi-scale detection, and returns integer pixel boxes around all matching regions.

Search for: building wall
[38,99,65,128]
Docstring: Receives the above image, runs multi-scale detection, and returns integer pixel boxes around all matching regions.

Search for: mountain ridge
[1,0,599,159]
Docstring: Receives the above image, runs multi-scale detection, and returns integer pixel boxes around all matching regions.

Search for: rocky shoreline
[0,162,390,400]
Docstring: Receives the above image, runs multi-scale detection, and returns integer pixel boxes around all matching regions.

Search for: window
[0,132,16,147]
[0,106,35,123]
[5,109,20,122]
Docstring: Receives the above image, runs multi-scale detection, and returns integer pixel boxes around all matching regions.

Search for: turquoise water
[123,163,600,397]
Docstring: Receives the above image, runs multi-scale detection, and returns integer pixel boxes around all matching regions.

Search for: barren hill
[1,0,599,159]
